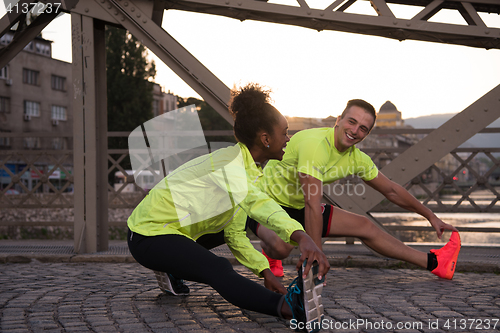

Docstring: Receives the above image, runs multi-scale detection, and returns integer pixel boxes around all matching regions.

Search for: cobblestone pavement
[0,263,499,333]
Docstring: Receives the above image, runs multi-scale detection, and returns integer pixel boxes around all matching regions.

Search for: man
[247,99,461,279]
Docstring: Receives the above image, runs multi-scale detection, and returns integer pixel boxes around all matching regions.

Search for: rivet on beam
[484,109,488,112]
[442,138,446,142]
[131,7,135,12]
[124,1,128,6]
[470,118,474,122]
[401,167,405,171]
[456,128,460,132]
[414,157,419,161]
[428,148,432,151]
[137,13,141,17]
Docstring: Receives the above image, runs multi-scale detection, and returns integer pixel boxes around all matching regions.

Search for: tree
[106,26,156,134]
[177,96,235,144]
[106,26,156,181]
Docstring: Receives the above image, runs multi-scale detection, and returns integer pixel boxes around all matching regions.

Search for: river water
[372,212,500,246]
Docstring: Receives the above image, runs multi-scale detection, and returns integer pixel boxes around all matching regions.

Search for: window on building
[23,137,41,149]
[36,42,50,56]
[51,75,66,91]
[24,100,40,117]
[24,41,33,51]
[153,99,159,116]
[51,105,67,120]
[0,66,7,79]
[23,68,39,85]
[0,97,10,113]
[0,33,12,45]
[0,130,10,147]
[51,138,66,150]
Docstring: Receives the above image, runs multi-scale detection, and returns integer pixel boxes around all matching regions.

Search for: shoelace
[285,278,304,320]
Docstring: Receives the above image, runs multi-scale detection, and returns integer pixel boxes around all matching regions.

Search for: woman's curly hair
[229,83,281,149]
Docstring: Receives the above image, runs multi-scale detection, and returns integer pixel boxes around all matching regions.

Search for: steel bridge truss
[0,0,499,252]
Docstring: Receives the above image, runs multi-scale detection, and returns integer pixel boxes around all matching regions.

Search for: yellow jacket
[128,142,304,276]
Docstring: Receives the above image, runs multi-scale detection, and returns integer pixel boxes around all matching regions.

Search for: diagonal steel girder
[326,83,500,217]
[0,0,78,69]
[162,0,500,50]
[75,0,234,125]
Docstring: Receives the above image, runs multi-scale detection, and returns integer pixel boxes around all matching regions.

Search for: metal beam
[162,0,500,49]
[72,13,109,253]
[89,0,233,125]
[0,12,58,69]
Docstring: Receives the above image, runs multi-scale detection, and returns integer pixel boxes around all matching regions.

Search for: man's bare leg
[328,208,428,268]
[255,207,428,268]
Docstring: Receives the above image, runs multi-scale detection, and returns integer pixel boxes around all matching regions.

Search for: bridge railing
[1,128,499,240]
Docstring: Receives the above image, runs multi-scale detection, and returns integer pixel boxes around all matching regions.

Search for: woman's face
[266,115,290,161]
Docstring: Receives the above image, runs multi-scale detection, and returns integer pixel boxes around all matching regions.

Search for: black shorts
[246,203,334,238]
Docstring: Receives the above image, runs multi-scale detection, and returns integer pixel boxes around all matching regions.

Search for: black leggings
[127,229,284,317]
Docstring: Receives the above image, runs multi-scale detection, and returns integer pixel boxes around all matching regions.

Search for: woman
[127,83,330,321]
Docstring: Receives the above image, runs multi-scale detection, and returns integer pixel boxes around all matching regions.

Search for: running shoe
[285,260,325,332]
[154,271,190,295]
[262,249,284,277]
[430,231,461,280]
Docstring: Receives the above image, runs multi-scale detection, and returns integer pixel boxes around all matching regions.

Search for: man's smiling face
[334,105,375,152]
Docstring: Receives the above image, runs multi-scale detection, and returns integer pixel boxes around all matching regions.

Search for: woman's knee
[211,255,234,273]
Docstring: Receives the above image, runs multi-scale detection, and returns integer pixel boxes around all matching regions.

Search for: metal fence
[1,128,499,238]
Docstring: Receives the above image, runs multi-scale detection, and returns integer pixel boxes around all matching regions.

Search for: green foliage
[177,96,235,144]
[106,25,156,139]
[106,26,156,179]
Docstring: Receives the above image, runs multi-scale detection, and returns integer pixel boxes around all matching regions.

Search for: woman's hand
[290,230,330,281]
[261,269,287,294]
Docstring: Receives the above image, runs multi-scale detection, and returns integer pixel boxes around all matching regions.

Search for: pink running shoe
[262,249,284,277]
[431,231,461,280]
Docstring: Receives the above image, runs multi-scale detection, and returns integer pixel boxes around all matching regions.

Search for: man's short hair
[339,99,377,130]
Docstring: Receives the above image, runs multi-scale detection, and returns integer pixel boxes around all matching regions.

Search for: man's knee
[358,216,381,237]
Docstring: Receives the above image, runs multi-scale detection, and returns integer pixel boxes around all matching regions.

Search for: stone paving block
[1,264,500,332]
[148,322,176,329]
[432,310,465,318]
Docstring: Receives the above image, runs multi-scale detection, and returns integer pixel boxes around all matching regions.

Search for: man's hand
[261,269,287,294]
[367,172,459,239]
[291,230,330,281]
[429,215,458,239]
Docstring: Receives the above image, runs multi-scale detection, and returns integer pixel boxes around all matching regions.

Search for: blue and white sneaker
[285,260,325,332]
[154,271,190,295]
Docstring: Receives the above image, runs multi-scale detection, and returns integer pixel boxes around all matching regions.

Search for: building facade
[0,31,73,192]
[375,101,404,128]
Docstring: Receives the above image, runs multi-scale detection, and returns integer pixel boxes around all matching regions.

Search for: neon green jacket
[127,142,304,276]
